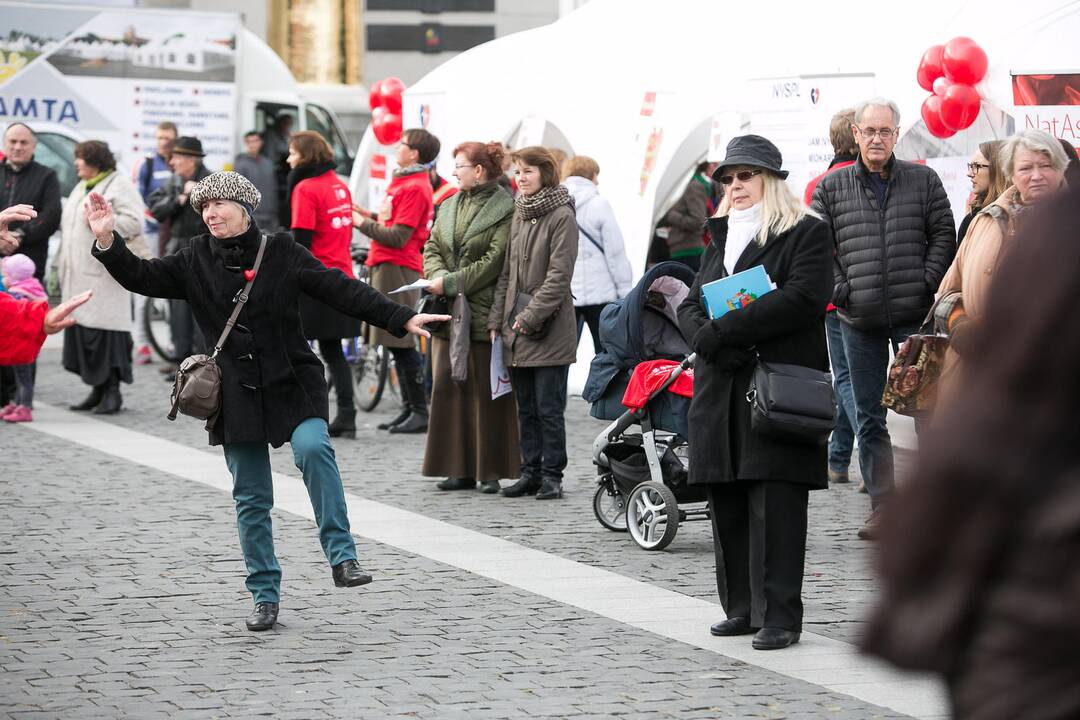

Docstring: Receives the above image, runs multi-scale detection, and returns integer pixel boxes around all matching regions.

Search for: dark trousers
[706,481,809,632]
[12,364,34,407]
[839,321,920,509]
[575,304,605,354]
[318,338,353,410]
[510,365,569,481]
[825,312,857,474]
[170,298,205,359]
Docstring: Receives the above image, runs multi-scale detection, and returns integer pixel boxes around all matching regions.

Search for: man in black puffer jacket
[811,98,955,540]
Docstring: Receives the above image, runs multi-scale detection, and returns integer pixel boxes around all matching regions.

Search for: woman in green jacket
[422,141,520,493]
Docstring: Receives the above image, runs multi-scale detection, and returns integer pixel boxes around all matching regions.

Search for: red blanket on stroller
[621,359,694,411]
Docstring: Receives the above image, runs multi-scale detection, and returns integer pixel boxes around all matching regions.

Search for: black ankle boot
[389,368,428,434]
[378,406,411,430]
[246,602,279,631]
[502,473,542,497]
[436,477,476,491]
[328,407,356,438]
[535,477,564,500]
[93,378,122,415]
[70,385,104,412]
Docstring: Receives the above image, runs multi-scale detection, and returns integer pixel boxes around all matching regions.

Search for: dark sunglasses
[717,169,763,185]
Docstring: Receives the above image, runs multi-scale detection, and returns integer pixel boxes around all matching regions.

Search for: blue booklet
[701,265,776,320]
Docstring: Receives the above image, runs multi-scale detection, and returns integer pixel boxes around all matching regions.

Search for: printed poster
[0,3,240,171]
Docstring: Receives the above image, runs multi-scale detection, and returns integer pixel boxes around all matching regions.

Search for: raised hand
[43,290,93,334]
[85,192,115,247]
[405,313,452,339]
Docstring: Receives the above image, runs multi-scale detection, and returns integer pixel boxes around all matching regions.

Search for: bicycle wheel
[354,343,390,412]
[143,297,178,362]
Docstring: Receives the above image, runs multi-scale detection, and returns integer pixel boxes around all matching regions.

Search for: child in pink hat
[2,254,47,422]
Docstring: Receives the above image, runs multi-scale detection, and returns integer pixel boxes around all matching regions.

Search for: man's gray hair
[853,98,901,127]
[1001,129,1070,177]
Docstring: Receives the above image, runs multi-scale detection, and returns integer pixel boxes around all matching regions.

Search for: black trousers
[510,365,569,481]
[575,304,605,355]
[170,298,205,359]
[318,339,353,409]
[705,481,809,632]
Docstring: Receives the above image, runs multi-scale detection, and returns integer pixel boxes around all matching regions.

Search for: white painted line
[19,403,947,719]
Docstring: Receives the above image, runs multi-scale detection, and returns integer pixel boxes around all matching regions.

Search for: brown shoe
[858,510,884,540]
[857,480,868,494]
[158,362,179,375]
[828,468,850,485]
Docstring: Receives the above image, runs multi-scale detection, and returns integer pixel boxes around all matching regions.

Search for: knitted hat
[188,171,261,213]
[1,253,36,283]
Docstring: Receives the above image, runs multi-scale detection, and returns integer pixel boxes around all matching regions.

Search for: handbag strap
[211,235,267,359]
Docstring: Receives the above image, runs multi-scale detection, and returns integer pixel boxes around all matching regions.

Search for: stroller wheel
[592,481,628,532]
[626,481,680,551]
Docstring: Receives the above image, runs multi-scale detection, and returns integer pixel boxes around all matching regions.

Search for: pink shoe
[0,403,15,419]
[135,345,154,365]
[3,405,32,423]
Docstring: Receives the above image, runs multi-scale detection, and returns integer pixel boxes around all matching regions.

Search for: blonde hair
[562,154,599,181]
[717,172,817,245]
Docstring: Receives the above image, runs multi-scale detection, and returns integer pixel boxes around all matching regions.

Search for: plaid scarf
[514,185,574,221]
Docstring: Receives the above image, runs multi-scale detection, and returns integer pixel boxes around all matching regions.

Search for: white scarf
[724,203,763,274]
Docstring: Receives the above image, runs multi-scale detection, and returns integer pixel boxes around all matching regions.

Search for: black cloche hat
[713,134,788,181]
[171,136,206,158]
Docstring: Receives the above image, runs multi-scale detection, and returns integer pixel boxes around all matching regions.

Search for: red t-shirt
[365,170,433,273]
[291,170,355,278]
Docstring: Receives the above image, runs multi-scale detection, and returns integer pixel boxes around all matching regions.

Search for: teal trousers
[222,417,357,604]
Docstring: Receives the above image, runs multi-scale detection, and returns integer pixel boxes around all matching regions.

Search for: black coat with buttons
[676,214,833,488]
[93,224,415,447]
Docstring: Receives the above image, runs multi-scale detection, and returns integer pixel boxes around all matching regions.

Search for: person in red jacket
[804,109,860,489]
[1,205,92,363]
[353,128,438,434]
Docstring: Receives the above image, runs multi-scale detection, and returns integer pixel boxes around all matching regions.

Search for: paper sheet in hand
[490,336,512,400]
[389,278,432,294]
[701,265,776,320]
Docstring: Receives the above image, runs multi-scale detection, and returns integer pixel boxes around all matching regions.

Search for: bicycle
[142,296,179,362]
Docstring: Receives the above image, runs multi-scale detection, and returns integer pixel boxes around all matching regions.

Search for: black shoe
[378,407,411,430]
[246,602,279,632]
[92,386,122,415]
[332,559,373,588]
[158,362,179,375]
[328,408,357,438]
[388,410,428,434]
[436,477,476,491]
[478,480,501,494]
[502,474,542,497]
[535,478,563,500]
[752,627,800,650]
[69,386,104,412]
[709,617,758,636]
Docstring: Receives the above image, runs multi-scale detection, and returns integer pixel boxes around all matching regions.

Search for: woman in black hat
[85,171,448,632]
[676,135,833,650]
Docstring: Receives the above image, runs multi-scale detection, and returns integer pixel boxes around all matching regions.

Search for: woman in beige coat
[56,140,147,414]
[937,130,1068,395]
[489,146,578,500]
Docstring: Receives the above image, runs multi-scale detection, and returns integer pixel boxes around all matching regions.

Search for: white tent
[348,0,1079,389]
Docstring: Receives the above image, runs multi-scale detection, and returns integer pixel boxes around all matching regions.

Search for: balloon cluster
[369,77,406,145]
[917,37,987,139]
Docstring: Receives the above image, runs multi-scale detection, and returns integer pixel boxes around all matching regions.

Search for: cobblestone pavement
[1,350,926,719]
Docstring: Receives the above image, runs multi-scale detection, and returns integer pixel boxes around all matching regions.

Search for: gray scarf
[514,184,574,221]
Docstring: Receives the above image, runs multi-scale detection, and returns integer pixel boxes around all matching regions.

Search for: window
[187,53,196,64]
[367,0,494,11]
[305,103,354,177]
[34,133,79,197]
[366,23,494,53]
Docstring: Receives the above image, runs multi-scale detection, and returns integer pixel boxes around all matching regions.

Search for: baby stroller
[582,262,709,551]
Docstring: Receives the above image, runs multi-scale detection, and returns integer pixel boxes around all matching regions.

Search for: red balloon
[371,109,402,146]
[379,77,406,115]
[932,76,951,97]
[368,80,384,111]
[942,37,988,85]
[921,95,955,139]
[939,83,982,131]
[917,45,945,92]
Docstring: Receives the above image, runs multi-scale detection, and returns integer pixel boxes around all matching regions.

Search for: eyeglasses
[967,162,990,173]
[717,169,762,185]
[453,164,476,170]
[855,127,897,140]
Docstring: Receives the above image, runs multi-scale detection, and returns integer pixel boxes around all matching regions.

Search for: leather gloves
[692,322,755,371]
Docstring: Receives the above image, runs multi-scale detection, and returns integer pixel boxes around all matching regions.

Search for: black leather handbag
[417,293,450,333]
[746,360,836,445]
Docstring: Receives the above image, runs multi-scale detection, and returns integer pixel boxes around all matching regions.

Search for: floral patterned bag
[881,302,948,418]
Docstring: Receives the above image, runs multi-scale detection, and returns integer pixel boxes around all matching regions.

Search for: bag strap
[211,235,267,359]
[578,223,605,255]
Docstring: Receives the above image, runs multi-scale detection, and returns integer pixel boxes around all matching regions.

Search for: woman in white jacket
[56,140,148,414]
[563,156,633,354]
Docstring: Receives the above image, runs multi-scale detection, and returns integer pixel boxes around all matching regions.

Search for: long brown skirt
[422,337,521,483]
[367,262,420,348]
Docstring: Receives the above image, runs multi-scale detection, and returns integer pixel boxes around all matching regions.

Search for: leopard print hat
[188,171,262,214]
